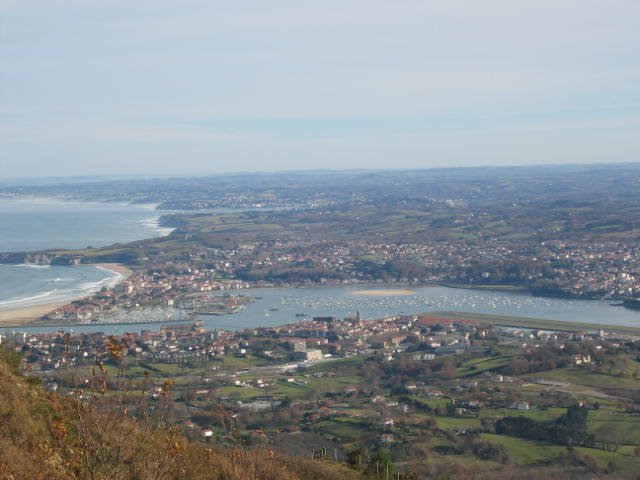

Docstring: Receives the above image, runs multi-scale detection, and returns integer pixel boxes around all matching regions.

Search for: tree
[346,446,368,470]
[553,404,593,447]
[366,449,395,479]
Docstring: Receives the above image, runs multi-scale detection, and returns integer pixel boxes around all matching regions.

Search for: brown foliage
[0,350,364,480]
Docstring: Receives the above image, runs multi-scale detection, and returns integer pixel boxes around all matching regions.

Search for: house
[304,349,324,362]
[510,401,530,410]
[574,354,592,365]
[426,389,444,398]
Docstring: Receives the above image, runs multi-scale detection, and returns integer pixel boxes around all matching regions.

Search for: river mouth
[6,284,640,334]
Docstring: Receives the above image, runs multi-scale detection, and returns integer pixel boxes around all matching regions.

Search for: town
[2,167,640,477]
[3,166,640,326]
[29,233,640,324]
[5,307,640,478]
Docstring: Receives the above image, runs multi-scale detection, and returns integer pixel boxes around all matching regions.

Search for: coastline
[0,196,172,253]
[2,280,640,333]
[93,262,133,278]
[0,301,73,326]
[0,263,132,327]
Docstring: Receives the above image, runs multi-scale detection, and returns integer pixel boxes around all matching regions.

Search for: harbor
[6,284,640,335]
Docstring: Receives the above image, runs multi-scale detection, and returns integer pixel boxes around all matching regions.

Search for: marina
[5,284,640,335]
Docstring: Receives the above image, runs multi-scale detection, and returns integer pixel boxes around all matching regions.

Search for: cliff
[0,249,142,266]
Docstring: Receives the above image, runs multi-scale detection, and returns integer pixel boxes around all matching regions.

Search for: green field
[529,367,640,396]
[456,355,512,377]
[434,311,640,336]
[311,417,373,442]
[480,434,565,464]
[587,410,640,445]
[479,407,566,422]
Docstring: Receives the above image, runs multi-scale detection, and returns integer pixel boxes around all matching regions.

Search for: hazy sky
[1,0,639,178]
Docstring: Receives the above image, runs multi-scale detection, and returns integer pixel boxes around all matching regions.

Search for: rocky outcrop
[0,251,84,265]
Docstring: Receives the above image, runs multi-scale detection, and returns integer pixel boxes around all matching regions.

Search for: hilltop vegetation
[1,345,626,480]
[2,165,640,477]
[0,347,364,480]
[12,314,640,479]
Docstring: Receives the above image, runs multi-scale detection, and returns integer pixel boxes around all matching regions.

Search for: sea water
[2,197,640,334]
[0,264,125,311]
[0,197,172,252]
[0,197,171,312]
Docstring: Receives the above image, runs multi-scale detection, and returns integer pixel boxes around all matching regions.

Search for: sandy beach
[0,263,132,327]
[350,289,416,296]
[0,301,73,326]
[94,263,133,278]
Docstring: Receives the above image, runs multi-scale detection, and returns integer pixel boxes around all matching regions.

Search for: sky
[1,0,639,178]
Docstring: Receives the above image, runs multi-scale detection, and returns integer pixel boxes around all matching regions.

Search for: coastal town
[2,166,640,326]
[2,0,639,475]
[5,309,640,477]
[28,233,640,325]
[2,166,640,477]
[9,312,625,380]
[1,168,640,478]
[42,266,253,324]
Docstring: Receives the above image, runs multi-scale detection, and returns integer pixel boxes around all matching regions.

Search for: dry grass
[0,347,365,480]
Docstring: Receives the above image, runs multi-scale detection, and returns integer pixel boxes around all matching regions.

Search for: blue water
[0,197,165,313]
[0,197,172,252]
[192,285,640,331]
[0,264,124,310]
[1,197,640,335]
[7,285,640,335]
[0,198,284,319]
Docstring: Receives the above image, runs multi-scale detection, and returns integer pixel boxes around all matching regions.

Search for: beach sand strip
[0,263,133,326]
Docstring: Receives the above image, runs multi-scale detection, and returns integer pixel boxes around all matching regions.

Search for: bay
[7,284,640,335]
[0,197,172,252]
[1,197,639,336]
[196,285,640,330]
[0,197,166,316]
[0,264,124,311]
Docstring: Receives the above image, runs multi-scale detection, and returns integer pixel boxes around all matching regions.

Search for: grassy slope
[0,348,365,480]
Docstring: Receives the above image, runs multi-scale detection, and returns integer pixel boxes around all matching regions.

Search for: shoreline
[0,301,74,326]
[93,262,133,278]
[6,308,640,337]
[0,196,171,254]
[0,263,133,327]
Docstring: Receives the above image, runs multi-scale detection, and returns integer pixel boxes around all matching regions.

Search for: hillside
[0,348,364,480]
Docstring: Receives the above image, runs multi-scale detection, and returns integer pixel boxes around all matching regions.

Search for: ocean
[0,264,125,311]
[0,197,171,312]
[2,197,640,334]
[0,197,172,252]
